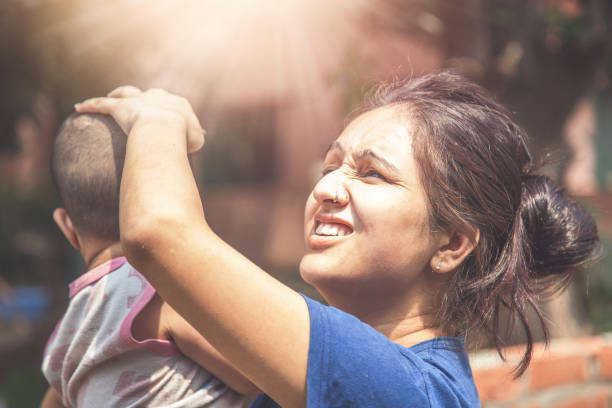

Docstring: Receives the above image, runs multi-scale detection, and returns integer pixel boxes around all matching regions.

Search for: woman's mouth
[314,221,353,237]
[308,220,353,249]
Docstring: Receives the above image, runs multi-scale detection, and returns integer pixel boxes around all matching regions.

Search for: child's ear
[430,227,479,274]
[53,208,81,250]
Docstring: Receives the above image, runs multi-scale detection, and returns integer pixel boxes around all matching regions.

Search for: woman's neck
[367,314,445,347]
[320,281,446,348]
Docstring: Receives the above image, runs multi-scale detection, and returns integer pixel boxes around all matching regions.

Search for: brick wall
[470,334,612,408]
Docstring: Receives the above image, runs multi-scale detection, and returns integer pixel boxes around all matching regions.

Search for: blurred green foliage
[201,105,277,185]
[0,361,48,408]
[587,247,612,333]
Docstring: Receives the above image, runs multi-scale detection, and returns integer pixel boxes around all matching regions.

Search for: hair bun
[520,175,600,278]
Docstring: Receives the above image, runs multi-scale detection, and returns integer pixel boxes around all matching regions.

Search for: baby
[41,113,255,407]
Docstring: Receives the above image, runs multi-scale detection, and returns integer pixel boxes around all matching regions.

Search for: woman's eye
[363,170,387,181]
[321,167,335,177]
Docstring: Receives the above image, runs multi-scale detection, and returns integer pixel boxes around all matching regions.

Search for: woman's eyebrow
[325,141,344,155]
[324,142,399,173]
[354,149,400,173]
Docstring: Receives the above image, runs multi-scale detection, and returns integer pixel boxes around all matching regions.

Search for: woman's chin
[299,254,350,291]
[298,255,321,287]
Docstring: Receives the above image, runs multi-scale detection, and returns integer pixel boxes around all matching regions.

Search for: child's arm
[76,88,310,408]
[134,292,259,394]
[40,387,64,408]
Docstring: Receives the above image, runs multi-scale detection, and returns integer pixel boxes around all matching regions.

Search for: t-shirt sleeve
[302,295,431,408]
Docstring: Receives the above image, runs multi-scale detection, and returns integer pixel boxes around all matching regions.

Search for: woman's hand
[75,86,205,153]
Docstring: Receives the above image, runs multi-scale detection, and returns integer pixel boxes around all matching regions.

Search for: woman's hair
[371,71,601,376]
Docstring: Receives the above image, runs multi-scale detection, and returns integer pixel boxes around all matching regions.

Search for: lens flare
[37,0,382,109]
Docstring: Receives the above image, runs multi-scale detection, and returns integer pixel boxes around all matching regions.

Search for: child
[41,113,256,407]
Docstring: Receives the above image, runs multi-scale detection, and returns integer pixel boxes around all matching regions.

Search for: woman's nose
[312,171,348,206]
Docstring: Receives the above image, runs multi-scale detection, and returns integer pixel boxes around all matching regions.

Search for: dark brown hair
[50,113,126,241]
[372,71,601,376]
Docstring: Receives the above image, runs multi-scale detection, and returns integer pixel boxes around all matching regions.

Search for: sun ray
[33,0,392,121]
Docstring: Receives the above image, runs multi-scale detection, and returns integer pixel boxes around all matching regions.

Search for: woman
[76,72,600,407]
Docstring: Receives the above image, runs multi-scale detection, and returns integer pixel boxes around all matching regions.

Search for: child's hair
[50,113,126,241]
[370,71,601,376]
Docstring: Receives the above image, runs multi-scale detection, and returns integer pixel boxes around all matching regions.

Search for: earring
[333,191,339,203]
[435,263,441,272]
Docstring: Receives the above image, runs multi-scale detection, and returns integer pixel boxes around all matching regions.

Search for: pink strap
[119,284,180,356]
[69,257,127,298]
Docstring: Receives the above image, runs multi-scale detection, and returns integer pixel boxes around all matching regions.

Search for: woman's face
[300,105,444,305]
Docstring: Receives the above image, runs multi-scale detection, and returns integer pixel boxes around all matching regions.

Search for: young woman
[76,72,600,407]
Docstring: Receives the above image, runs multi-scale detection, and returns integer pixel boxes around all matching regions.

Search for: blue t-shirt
[251,296,480,407]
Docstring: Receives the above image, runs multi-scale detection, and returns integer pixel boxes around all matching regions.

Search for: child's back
[42,114,253,407]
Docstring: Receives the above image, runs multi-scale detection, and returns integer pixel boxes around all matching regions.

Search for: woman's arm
[76,88,309,408]
[162,299,261,395]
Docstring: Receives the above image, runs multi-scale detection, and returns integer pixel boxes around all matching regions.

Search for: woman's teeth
[315,222,349,236]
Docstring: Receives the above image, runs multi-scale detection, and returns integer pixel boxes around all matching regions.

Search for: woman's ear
[430,227,479,274]
[53,208,81,250]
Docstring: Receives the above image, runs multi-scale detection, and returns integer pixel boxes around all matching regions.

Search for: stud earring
[435,263,441,272]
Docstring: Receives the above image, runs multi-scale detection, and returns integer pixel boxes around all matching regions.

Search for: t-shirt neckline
[406,335,465,353]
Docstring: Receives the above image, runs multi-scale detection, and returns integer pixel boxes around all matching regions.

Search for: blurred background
[1,0,611,406]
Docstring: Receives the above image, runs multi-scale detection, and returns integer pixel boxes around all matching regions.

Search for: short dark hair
[371,71,601,376]
[50,113,126,241]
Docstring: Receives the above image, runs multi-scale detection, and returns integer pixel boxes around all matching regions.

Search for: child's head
[51,113,126,247]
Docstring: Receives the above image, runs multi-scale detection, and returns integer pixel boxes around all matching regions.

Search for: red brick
[571,337,605,351]
[593,390,609,408]
[552,396,592,408]
[552,392,610,408]
[597,346,612,379]
[473,366,522,402]
[529,353,589,390]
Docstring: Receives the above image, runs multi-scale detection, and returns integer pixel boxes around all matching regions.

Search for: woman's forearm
[112,98,309,408]
[120,117,206,245]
